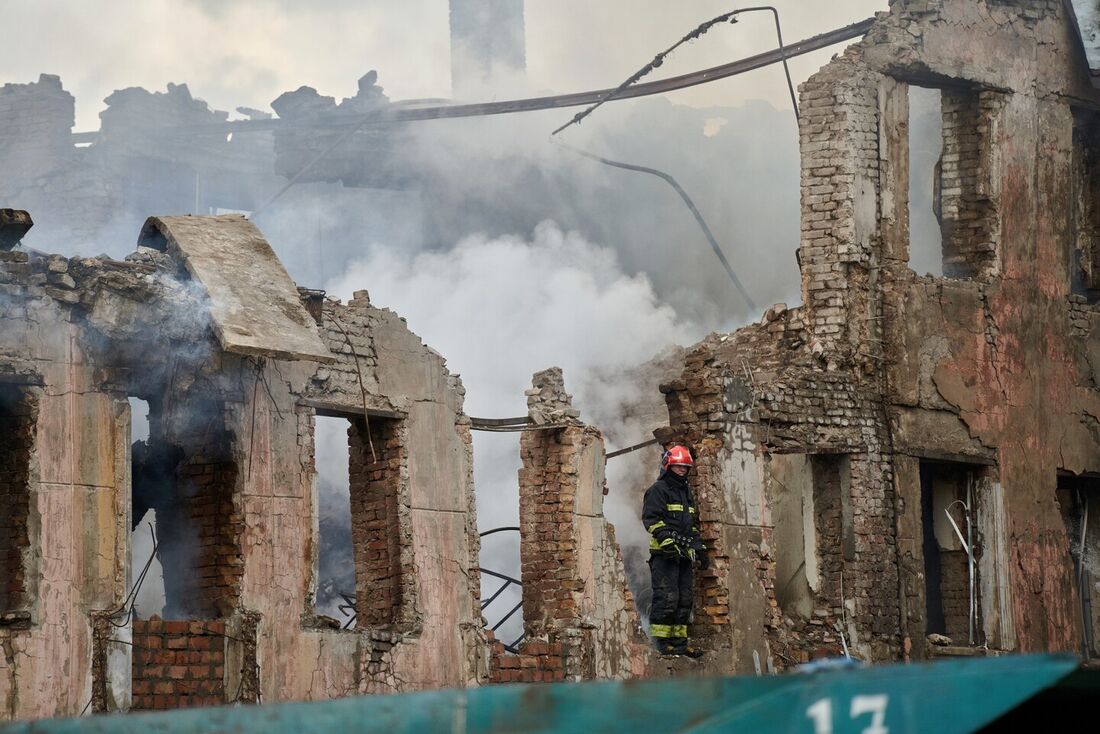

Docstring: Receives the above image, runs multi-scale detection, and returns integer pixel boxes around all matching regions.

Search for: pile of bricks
[0,384,34,613]
[131,619,226,710]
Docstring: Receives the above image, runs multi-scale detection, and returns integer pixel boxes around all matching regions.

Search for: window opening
[811,454,852,603]
[313,410,404,629]
[129,396,238,711]
[908,84,998,280]
[129,397,166,619]
[908,85,944,277]
[770,454,816,620]
[314,415,356,628]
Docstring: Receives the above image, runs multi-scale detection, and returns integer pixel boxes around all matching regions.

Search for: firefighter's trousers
[648,553,693,646]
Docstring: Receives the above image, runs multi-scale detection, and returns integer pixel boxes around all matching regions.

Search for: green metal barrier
[2,654,1079,734]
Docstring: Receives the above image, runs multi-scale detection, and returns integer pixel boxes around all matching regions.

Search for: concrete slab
[138,215,333,363]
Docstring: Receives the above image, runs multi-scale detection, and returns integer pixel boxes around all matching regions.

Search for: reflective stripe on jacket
[642,470,701,552]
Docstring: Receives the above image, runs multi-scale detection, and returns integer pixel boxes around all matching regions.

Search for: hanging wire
[553,5,799,136]
[554,140,757,311]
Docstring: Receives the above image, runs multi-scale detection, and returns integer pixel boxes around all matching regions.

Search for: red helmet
[661,445,694,470]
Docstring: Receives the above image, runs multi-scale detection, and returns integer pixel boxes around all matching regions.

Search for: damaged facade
[652,0,1100,669]
[0,215,484,716]
[4,0,1100,723]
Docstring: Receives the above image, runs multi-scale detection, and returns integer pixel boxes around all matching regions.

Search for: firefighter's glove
[691,538,708,569]
[674,532,695,561]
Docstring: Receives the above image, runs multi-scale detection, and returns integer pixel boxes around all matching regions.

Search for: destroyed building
[649,0,1100,668]
[0,214,489,716]
[4,0,1100,724]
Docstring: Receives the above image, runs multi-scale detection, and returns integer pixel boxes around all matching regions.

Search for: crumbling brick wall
[1,217,482,719]
[509,368,649,681]
[518,431,578,631]
[0,384,35,614]
[130,619,227,710]
[349,416,406,627]
[797,49,882,350]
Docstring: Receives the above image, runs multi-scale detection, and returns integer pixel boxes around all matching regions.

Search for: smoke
[314,415,356,622]
[325,222,705,639]
[5,14,818,637]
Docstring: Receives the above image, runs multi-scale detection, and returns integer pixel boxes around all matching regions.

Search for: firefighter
[642,444,707,657]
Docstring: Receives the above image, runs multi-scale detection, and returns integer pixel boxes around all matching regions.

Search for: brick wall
[159,401,243,619]
[518,428,580,631]
[939,88,1001,279]
[939,550,971,641]
[514,369,647,679]
[1067,295,1097,338]
[797,49,882,346]
[350,416,405,627]
[130,619,226,710]
[0,383,35,613]
[487,634,565,684]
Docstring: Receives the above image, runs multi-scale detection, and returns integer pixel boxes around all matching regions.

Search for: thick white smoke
[325,221,706,639]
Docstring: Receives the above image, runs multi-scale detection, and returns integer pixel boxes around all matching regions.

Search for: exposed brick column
[518,368,582,633]
[512,368,648,681]
[797,49,883,355]
[156,398,244,620]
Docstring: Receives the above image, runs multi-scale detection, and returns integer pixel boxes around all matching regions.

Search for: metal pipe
[555,141,757,311]
[479,568,522,585]
[479,526,521,538]
[553,5,800,135]
[607,438,660,459]
[1079,492,1089,589]
[480,580,513,610]
[1079,490,1091,657]
[243,18,872,218]
[944,493,975,646]
[491,600,524,632]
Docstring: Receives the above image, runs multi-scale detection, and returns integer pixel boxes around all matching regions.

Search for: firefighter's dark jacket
[642,469,701,554]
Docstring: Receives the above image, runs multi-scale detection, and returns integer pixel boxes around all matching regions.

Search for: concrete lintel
[302,398,404,420]
[899,448,997,467]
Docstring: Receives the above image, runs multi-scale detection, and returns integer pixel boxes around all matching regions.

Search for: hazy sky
[2,0,886,131]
